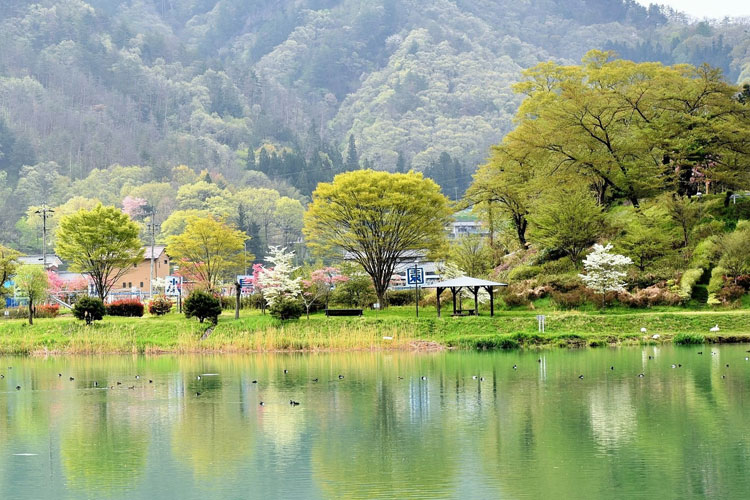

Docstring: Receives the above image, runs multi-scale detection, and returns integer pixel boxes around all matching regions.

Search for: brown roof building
[115,246,170,292]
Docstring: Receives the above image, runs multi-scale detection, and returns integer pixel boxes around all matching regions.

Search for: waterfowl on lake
[58,373,62,377]
[678,364,682,367]
[480,377,485,381]
[638,373,645,378]
[94,381,98,387]
[338,375,344,379]
[259,401,264,406]
[289,400,300,406]
[671,364,676,368]
[472,375,478,379]
[421,376,427,380]
[16,386,20,390]
[252,380,258,384]
[398,376,404,380]
[610,366,614,370]
[135,375,140,379]
[283,369,288,374]
[513,365,517,370]
[116,381,121,385]
[196,392,201,396]
[726,364,730,367]
[722,375,726,379]
[128,386,135,390]
[196,375,201,380]
[538,359,542,363]
[69,377,74,381]
[648,355,653,359]
[149,380,153,384]
[312,378,318,382]
[0,375,3,379]
[710,324,720,332]
[698,352,703,355]
[578,375,584,379]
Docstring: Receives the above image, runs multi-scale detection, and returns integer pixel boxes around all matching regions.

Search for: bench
[451,310,477,317]
[325,309,363,317]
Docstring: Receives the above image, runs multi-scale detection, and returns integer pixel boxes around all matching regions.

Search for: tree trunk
[28,301,33,326]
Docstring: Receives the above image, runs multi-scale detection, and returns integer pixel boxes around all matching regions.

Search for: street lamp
[146,207,160,299]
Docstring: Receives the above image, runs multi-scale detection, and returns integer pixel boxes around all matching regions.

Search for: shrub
[674,333,706,345]
[502,292,530,308]
[269,297,303,320]
[551,288,587,309]
[184,290,222,324]
[220,296,235,310]
[507,265,543,281]
[36,304,60,318]
[387,289,416,306]
[106,299,144,317]
[73,297,105,324]
[148,295,173,316]
[707,267,728,294]
[735,275,750,291]
[679,269,704,300]
[716,284,745,305]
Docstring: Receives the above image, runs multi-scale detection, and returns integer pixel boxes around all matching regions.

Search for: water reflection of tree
[311,376,459,498]
[171,376,255,479]
[61,401,149,496]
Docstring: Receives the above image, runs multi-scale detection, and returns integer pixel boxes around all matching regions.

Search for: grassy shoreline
[1,307,749,355]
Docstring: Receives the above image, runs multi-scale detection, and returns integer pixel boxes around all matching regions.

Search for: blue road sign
[406,267,425,285]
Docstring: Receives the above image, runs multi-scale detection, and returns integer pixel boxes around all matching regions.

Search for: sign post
[406,266,425,318]
[165,275,182,312]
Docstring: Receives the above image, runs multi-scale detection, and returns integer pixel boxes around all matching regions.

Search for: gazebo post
[436,287,443,318]
[488,286,495,316]
[473,287,479,316]
[452,287,457,315]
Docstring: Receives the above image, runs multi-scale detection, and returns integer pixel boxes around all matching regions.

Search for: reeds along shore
[1,308,750,355]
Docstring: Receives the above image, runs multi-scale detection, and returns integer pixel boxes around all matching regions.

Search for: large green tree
[304,170,452,307]
[166,216,246,291]
[55,205,144,300]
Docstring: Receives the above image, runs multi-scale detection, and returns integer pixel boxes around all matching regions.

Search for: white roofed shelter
[425,277,507,317]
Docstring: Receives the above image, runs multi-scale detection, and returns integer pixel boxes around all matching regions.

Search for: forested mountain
[0,0,749,249]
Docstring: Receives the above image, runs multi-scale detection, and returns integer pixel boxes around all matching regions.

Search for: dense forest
[0,0,749,253]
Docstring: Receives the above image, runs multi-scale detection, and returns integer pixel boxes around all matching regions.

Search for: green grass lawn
[0,305,749,355]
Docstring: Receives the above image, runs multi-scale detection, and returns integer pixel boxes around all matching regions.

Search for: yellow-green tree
[166,216,246,290]
[304,170,452,307]
[496,51,750,207]
[0,244,21,300]
[13,264,48,325]
[55,204,144,300]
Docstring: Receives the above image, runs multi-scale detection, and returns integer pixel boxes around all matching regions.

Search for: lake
[1,346,749,499]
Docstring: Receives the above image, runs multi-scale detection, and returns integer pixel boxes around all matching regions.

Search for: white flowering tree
[258,246,302,308]
[579,243,632,308]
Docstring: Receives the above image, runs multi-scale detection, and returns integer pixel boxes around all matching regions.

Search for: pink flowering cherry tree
[300,267,349,319]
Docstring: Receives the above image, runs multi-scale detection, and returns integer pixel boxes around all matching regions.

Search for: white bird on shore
[710,324,720,332]
[641,327,647,333]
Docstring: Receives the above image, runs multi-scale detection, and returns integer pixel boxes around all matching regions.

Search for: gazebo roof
[425,276,507,288]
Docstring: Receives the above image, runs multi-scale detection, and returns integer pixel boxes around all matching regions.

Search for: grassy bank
[1,307,750,355]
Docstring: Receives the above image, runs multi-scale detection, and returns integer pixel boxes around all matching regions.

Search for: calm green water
[1,346,750,499]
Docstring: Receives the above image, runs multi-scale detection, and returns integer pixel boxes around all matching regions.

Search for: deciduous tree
[166,216,246,291]
[55,205,144,300]
[13,264,49,325]
[304,170,452,307]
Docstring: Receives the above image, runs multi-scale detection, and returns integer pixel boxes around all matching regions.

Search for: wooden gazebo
[426,277,507,317]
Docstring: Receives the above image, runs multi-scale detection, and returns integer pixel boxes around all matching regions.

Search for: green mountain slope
[0,0,748,195]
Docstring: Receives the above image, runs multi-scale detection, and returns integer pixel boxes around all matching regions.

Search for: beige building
[115,246,170,291]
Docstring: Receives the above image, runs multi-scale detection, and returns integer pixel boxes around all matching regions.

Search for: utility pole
[147,210,159,299]
[35,204,55,269]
